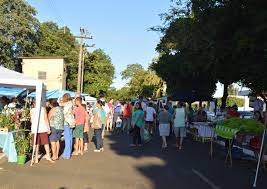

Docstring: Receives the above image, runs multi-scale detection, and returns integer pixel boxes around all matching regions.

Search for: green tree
[83,49,115,97]
[228,84,239,96]
[0,0,40,69]
[152,3,217,100]
[35,22,79,90]
[121,63,164,98]
[153,0,267,107]
[35,22,115,95]
[238,0,267,103]
[106,87,133,101]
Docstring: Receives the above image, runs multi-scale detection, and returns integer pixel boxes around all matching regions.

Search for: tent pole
[30,83,43,166]
[253,126,266,187]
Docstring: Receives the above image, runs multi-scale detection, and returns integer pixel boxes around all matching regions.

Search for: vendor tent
[0,87,25,97]
[0,66,45,166]
[29,89,88,99]
[29,90,75,99]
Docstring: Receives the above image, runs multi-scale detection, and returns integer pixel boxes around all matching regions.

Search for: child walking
[73,97,86,155]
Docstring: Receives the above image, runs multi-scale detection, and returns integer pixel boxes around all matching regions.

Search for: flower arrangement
[0,107,30,131]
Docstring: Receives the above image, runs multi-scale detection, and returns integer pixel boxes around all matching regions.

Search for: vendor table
[190,122,215,142]
[215,125,239,167]
[0,131,17,162]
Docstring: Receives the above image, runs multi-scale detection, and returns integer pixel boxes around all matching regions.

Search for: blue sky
[26,0,172,89]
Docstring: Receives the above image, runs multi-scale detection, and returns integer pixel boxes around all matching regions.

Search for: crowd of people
[28,93,266,165]
[30,93,225,165]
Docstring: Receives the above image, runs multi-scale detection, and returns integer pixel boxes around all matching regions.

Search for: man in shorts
[145,102,156,135]
[73,97,86,155]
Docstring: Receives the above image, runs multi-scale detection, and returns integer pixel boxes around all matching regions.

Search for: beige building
[21,57,67,90]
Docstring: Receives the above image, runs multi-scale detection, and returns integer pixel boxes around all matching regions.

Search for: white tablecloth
[190,122,215,138]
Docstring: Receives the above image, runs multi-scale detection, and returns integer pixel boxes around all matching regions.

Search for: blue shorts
[49,128,63,142]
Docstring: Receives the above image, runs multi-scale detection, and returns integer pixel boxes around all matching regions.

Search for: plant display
[221,118,264,134]
[0,108,30,131]
[13,129,31,156]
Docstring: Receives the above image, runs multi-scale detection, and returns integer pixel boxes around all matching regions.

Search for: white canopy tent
[0,66,45,166]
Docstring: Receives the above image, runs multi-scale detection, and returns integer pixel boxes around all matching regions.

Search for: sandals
[46,158,55,163]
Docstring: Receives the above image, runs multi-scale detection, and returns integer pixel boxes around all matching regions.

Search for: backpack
[91,110,102,129]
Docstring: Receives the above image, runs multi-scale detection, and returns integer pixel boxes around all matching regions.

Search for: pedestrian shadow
[106,133,267,189]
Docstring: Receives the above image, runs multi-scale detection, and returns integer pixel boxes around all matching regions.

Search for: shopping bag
[142,128,152,143]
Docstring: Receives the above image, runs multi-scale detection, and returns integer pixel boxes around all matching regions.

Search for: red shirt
[123,103,132,118]
[74,106,86,125]
[227,109,240,118]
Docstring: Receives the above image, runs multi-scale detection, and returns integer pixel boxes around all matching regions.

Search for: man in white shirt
[145,102,156,135]
[135,95,147,111]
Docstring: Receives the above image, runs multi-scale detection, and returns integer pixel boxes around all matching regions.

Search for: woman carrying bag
[130,102,144,147]
[92,100,106,152]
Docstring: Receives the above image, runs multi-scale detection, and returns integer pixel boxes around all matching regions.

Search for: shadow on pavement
[107,131,267,189]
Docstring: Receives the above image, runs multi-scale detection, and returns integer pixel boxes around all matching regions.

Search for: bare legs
[176,137,184,150]
[107,116,113,131]
[162,136,167,148]
[31,143,54,165]
[51,141,60,160]
[79,139,84,155]
[34,144,39,163]
[74,138,84,155]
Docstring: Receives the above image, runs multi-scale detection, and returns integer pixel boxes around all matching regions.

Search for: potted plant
[14,129,31,165]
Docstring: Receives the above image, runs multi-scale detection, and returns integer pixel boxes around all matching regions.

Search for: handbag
[91,111,102,129]
[142,128,152,143]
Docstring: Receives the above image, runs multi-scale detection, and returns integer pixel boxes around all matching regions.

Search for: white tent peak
[0,66,34,80]
[0,66,41,89]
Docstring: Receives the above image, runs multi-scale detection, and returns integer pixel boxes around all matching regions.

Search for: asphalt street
[0,131,266,189]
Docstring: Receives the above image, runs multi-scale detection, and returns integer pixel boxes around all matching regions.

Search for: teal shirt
[131,109,144,128]
[174,108,186,128]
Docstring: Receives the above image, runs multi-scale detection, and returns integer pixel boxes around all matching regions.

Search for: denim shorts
[49,128,63,142]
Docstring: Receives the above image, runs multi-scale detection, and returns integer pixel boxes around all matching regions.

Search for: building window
[38,71,46,80]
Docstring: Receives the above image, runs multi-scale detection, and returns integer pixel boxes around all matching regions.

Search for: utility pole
[81,44,95,93]
[81,49,85,93]
[75,28,92,93]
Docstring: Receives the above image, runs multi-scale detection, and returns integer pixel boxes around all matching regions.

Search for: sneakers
[94,149,101,152]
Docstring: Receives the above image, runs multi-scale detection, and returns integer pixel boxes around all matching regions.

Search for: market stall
[0,66,45,164]
[213,118,264,167]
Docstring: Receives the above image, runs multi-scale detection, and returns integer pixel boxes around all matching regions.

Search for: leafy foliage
[0,0,40,69]
[222,118,264,134]
[35,22,79,90]
[106,87,133,101]
[35,22,115,95]
[121,63,165,98]
[83,49,115,97]
[14,129,31,155]
[153,0,267,107]
[216,97,245,108]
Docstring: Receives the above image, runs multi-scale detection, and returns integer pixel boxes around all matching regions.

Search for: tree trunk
[221,83,229,109]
